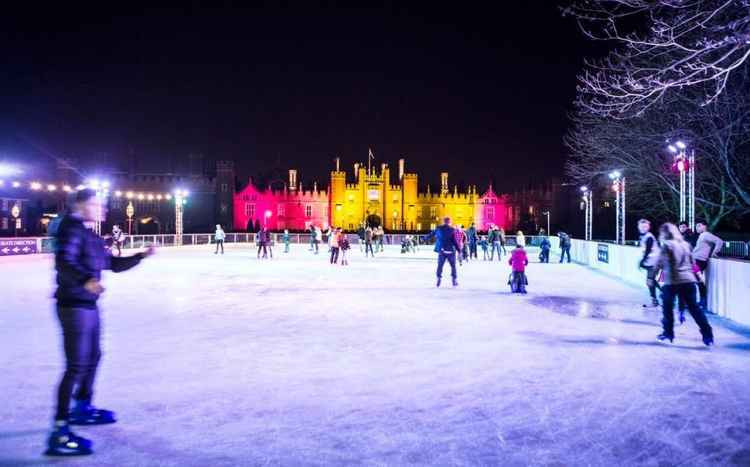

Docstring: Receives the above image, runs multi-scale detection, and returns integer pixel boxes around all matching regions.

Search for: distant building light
[30,182,42,190]
[63,185,72,192]
[12,181,21,188]
[47,184,57,191]
[115,190,123,197]
[126,191,134,199]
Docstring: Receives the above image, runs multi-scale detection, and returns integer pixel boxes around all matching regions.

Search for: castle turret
[289,169,298,191]
[330,167,346,228]
[441,172,449,196]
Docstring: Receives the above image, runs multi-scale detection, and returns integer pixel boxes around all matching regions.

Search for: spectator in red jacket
[508,244,529,293]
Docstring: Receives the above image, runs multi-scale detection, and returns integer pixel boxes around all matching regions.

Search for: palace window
[336,204,342,211]
[245,203,255,218]
[529,206,534,215]
[429,223,436,231]
[221,183,228,192]
[429,206,437,218]
[487,207,494,219]
[278,205,285,216]
[392,194,398,202]
[305,205,312,217]
[220,203,227,214]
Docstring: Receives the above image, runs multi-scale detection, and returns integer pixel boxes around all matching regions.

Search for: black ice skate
[657,333,674,343]
[69,399,117,425]
[643,298,659,308]
[436,277,441,288]
[44,421,93,456]
[702,334,714,347]
[452,279,458,287]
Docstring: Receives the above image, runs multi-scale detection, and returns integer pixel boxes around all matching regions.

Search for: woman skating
[656,223,714,346]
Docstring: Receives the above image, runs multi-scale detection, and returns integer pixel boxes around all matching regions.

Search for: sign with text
[597,243,609,263]
[0,238,38,256]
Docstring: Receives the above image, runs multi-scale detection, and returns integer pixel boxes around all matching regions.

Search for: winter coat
[365,229,373,242]
[559,233,570,248]
[214,229,226,241]
[453,229,464,249]
[340,235,351,251]
[639,232,659,268]
[429,224,460,254]
[693,231,723,261]
[657,240,698,285]
[508,247,529,272]
[516,233,526,247]
[55,214,144,309]
[467,227,478,245]
[540,237,551,251]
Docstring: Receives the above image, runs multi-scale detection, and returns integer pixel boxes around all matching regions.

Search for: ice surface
[1,244,749,466]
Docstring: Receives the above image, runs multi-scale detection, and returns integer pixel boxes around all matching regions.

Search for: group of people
[637,218,723,346]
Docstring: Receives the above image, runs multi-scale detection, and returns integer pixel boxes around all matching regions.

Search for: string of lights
[0,177,188,201]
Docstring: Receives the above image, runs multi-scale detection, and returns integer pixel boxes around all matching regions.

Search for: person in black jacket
[424,217,461,287]
[46,189,154,457]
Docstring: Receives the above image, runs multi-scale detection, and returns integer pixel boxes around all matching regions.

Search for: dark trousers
[437,251,457,280]
[696,259,709,309]
[365,242,374,257]
[540,249,550,263]
[215,239,224,254]
[559,246,571,263]
[661,283,713,339]
[257,244,271,258]
[330,247,340,264]
[469,243,478,259]
[55,306,101,421]
[645,266,661,300]
[490,242,502,261]
[113,241,122,257]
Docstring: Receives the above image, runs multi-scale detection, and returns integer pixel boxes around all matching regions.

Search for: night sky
[1,3,596,191]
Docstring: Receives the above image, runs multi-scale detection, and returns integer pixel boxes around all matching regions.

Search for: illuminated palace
[234,158,510,232]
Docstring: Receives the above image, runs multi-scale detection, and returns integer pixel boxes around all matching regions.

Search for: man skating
[46,189,154,456]
[638,219,661,308]
[427,217,461,287]
[693,220,724,312]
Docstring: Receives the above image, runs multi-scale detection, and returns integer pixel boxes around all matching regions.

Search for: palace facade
[233,159,510,232]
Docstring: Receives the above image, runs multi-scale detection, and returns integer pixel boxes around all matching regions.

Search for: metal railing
[6,233,750,260]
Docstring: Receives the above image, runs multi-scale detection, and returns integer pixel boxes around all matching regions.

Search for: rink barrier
[567,239,750,327]
[4,233,554,255]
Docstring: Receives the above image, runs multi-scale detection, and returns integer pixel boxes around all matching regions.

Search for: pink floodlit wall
[233,182,329,231]
[475,189,510,231]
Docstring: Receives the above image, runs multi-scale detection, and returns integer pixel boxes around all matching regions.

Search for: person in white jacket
[638,219,661,308]
[214,224,226,254]
[693,221,724,311]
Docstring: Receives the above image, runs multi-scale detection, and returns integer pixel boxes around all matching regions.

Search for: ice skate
[657,333,674,343]
[702,334,714,346]
[678,310,686,324]
[436,277,441,288]
[452,279,458,287]
[69,400,117,425]
[44,421,93,456]
[642,298,659,309]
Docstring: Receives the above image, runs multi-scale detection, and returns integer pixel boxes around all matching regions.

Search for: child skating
[508,243,529,294]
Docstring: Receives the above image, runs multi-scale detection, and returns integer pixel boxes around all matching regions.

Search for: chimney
[335,157,340,172]
[398,158,405,181]
[354,163,359,181]
[441,172,449,195]
[289,169,298,190]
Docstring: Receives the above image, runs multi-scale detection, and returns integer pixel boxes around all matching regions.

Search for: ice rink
[1,244,749,466]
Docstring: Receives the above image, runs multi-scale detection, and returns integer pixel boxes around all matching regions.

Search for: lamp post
[542,210,550,236]
[668,141,695,229]
[580,186,592,241]
[174,189,188,245]
[126,201,134,235]
[609,171,625,244]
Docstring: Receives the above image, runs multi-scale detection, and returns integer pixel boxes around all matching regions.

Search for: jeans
[490,242,502,261]
[284,241,290,253]
[214,240,224,254]
[540,249,549,263]
[695,259,709,309]
[55,306,101,421]
[330,247,340,264]
[437,251,457,280]
[469,242,478,259]
[661,283,712,339]
[645,266,660,300]
[365,242,374,257]
[559,246,571,263]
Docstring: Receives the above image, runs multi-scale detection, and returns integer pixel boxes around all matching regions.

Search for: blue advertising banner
[0,238,38,256]
[597,243,609,263]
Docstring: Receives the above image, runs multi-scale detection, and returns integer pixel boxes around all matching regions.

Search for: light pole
[11,203,20,237]
[174,189,188,245]
[542,210,550,236]
[86,180,110,236]
[609,171,625,244]
[126,201,134,235]
[668,141,695,229]
[580,186,592,241]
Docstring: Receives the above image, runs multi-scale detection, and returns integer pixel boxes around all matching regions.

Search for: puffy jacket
[428,224,460,253]
[639,232,659,267]
[509,247,529,272]
[55,214,144,308]
[214,229,226,241]
[693,231,723,261]
[657,240,697,285]
[540,237,551,250]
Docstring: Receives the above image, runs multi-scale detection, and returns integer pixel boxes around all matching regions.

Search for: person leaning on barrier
[693,220,724,312]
